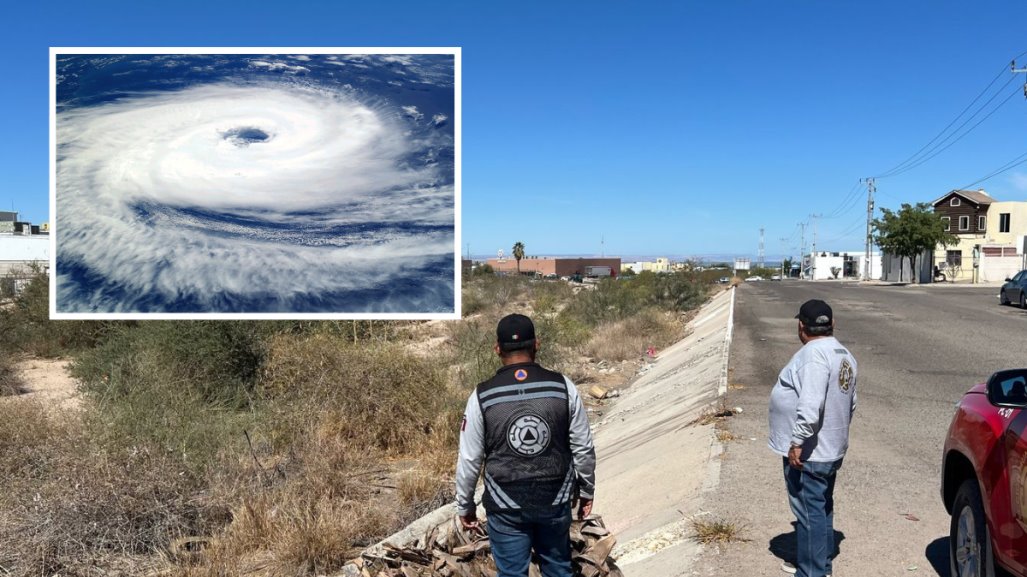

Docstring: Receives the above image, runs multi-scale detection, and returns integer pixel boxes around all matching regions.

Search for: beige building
[623,257,671,274]
[932,189,1027,282]
[486,256,622,277]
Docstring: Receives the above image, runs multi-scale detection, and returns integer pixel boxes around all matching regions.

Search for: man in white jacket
[769,299,857,577]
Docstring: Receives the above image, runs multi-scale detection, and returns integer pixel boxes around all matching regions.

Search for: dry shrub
[582,309,680,362]
[261,334,462,456]
[0,356,26,396]
[0,401,226,577]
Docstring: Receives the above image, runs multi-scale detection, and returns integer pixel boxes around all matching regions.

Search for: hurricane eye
[222,127,270,146]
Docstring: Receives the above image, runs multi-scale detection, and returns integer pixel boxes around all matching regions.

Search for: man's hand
[459,513,479,531]
[577,498,593,518]
[788,445,803,469]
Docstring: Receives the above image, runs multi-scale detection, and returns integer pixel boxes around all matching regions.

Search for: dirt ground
[3,357,80,410]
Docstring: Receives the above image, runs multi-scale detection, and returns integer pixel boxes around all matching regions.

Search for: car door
[1006,271,1024,303]
[1005,408,1027,573]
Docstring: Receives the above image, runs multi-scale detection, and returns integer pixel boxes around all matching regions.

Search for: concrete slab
[596,288,734,576]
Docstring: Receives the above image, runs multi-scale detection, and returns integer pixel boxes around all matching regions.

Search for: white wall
[0,236,49,262]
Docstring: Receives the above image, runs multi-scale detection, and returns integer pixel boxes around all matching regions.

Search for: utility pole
[1013,60,1027,97]
[758,227,765,269]
[779,237,789,278]
[810,214,822,280]
[799,222,807,279]
[863,177,875,281]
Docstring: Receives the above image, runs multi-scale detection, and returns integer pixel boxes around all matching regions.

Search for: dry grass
[582,309,680,362]
[691,516,748,545]
[0,356,26,396]
[715,428,737,442]
[688,403,736,426]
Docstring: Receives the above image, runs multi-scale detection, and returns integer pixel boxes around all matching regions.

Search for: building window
[1000,213,1011,233]
[978,215,986,231]
[941,216,950,231]
[959,215,970,231]
[947,250,962,267]
[950,197,961,207]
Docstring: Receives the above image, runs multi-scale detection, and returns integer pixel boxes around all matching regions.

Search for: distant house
[931,189,1027,282]
[485,256,622,277]
[0,212,50,295]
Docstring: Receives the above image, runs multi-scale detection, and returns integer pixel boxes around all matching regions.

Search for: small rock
[733,407,744,414]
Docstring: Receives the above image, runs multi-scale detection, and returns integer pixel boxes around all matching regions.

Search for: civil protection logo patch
[514,368,528,381]
[838,359,854,392]
[507,413,551,457]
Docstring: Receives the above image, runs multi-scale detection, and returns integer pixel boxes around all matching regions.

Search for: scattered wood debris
[349,515,623,577]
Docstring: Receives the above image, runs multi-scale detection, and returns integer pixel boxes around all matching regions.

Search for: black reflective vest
[476,362,575,512]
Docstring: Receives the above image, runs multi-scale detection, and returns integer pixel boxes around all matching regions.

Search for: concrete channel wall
[349,287,736,576]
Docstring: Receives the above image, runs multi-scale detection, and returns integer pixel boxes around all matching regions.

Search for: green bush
[0,272,112,357]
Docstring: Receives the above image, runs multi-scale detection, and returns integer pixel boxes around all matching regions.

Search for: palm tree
[512,242,525,274]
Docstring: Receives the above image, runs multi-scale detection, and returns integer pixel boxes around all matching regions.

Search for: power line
[875,52,1027,180]
[957,150,1027,190]
[824,180,865,219]
[875,79,1021,179]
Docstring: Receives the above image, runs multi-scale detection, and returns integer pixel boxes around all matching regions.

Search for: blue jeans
[784,457,843,577]
[486,503,572,577]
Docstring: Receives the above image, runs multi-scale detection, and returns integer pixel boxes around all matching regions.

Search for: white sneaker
[780,561,830,577]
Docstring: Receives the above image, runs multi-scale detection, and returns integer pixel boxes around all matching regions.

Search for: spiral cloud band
[55,57,455,315]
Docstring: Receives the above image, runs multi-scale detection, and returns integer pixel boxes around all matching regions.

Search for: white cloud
[402,105,423,121]
[55,83,453,313]
[1009,171,1027,192]
[249,59,309,73]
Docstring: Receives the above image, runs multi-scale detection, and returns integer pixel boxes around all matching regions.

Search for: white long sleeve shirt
[768,336,857,462]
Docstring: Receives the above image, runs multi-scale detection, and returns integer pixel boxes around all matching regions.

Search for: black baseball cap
[795,299,833,327]
[497,313,536,352]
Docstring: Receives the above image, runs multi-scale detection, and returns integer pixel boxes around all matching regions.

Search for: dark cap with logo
[497,313,536,352]
[795,299,833,327]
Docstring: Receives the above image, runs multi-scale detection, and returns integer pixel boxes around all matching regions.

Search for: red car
[942,369,1027,576]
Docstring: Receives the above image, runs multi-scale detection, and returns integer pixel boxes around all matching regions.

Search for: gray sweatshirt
[455,374,595,516]
[768,336,857,462]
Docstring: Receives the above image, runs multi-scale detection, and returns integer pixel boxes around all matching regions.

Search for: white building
[803,250,881,281]
[1,218,50,294]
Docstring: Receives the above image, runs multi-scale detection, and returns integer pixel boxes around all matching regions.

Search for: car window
[1014,271,1026,283]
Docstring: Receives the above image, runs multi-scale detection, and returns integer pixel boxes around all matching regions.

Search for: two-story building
[932,189,1027,282]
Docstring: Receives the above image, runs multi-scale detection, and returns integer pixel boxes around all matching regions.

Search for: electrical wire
[875,82,1021,179]
[957,150,1027,190]
[872,51,1027,180]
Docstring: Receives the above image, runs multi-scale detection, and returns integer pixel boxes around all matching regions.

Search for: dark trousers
[486,502,573,577]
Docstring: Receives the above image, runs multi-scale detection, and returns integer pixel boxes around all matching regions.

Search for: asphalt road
[694,280,1025,577]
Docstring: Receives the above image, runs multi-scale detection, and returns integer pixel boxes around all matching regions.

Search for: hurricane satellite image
[53,51,456,315]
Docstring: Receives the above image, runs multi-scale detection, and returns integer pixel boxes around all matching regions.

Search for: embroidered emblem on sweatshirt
[838,358,854,392]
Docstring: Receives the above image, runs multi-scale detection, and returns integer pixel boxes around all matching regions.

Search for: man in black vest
[456,313,597,577]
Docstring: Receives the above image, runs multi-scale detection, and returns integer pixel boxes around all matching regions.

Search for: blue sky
[7,1,1027,261]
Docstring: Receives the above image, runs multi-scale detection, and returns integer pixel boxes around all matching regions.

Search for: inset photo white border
[50,47,460,320]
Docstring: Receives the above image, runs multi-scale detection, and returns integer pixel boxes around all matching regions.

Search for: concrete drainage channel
[342,287,737,577]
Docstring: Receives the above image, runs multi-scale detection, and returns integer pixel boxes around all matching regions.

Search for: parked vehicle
[941,368,1027,577]
[1000,270,1027,307]
[745,275,763,282]
[718,276,732,284]
[770,274,783,281]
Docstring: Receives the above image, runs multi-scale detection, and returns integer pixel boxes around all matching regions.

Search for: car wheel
[1000,291,1010,306]
[949,478,994,577]
[1021,292,1026,309]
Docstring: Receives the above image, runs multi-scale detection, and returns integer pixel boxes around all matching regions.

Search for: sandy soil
[3,357,81,410]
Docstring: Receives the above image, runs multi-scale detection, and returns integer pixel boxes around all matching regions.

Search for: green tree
[873,202,958,283]
[512,241,525,274]
[782,257,794,277]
